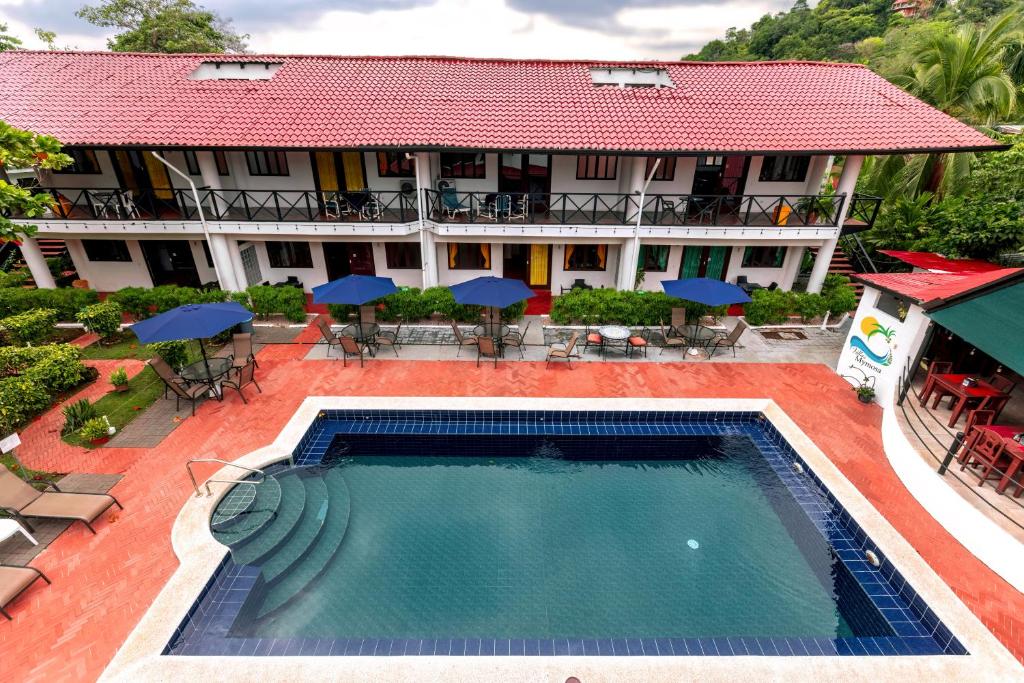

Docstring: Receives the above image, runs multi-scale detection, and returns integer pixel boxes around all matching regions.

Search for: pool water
[235,434,883,640]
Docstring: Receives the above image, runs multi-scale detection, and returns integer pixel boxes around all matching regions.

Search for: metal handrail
[186,458,266,498]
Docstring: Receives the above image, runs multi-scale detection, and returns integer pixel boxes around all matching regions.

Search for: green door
[680,247,701,278]
[705,246,728,280]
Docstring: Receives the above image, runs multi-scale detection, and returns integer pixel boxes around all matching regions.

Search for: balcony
[25,188,419,223]
[424,190,867,229]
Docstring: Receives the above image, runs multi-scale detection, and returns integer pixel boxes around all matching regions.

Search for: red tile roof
[855,268,1023,304]
[878,250,1003,273]
[0,51,1005,153]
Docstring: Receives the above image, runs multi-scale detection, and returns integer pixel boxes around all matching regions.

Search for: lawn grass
[0,452,60,481]
[62,366,165,449]
[80,331,153,361]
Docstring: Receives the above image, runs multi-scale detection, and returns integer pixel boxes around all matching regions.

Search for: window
[385,242,422,269]
[245,151,289,176]
[758,155,810,183]
[376,152,415,178]
[576,155,618,180]
[876,292,909,322]
[590,67,673,89]
[82,239,131,262]
[56,148,102,174]
[447,243,491,270]
[564,244,608,271]
[646,157,676,182]
[183,151,230,176]
[639,245,669,272]
[440,153,486,179]
[266,241,312,268]
[741,246,786,268]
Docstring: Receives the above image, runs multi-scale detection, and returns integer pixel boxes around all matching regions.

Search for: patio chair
[583,318,603,355]
[441,188,471,219]
[627,327,650,358]
[477,336,500,368]
[964,409,995,436]
[670,307,687,334]
[502,322,530,360]
[659,320,687,356]
[958,429,1009,488]
[359,305,377,324]
[148,358,209,415]
[148,356,186,399]
[0,467,122,535]
[451,322,478,357]
[360,193,384,221]
[375,317,403,357]
[546,332,579,368]
[0,563,51,620]
[316,318,344,358]
[707,320,748,359]
[338,336,365,367]
[987,374,1016,395]
[230,332,257,370]
[508,195,528,222]
[221,360,261,404]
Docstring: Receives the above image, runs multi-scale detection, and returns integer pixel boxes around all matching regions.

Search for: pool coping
[100,397,1023,682]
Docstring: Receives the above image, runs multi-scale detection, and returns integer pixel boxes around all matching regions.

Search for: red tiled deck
[1,328,1022,680]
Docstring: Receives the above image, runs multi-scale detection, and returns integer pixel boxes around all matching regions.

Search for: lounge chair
[477,336,499,367]
[502,321,530,360]
[338,335,364,367]
[0,563,50,620]
[440,187,471,219]
[451,322,478,357]
[316,318,344,358]
[659,320,686,357]
[375,317,403,357]
[230,332,257,370]
[148,358,209,416]
[0,467,122,535]
[546,332,579,368]
[221,360,261,404]
[707,320,748,359]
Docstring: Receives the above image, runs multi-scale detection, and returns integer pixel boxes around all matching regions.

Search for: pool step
[210,475,282,548]
[256,468,352,619]
[259,474,329,584]
[210,484,257,531]
[230,471,306,566]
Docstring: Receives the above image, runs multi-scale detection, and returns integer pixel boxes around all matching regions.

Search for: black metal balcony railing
[27,187,419,223]
[424,190,851,228]
[18,187,881,231]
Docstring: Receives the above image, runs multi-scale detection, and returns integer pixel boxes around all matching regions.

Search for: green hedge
[743,275,859,326]
[0,270,29,288]
[549,288,726,326]
[0,344,87,435]
[0,308,57,346]
[0,288,98,320]
[108,285,229,319]
[241,286,306,323]
[327,287,527,324]
[76,301,123,339]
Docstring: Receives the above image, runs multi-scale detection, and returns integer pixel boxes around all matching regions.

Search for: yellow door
[143,151,173,200]
[341,152,366,190]
[314,152,339,193]
[529,244,549,287]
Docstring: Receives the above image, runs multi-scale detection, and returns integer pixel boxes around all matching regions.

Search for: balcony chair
[440,187,471,219]
[508,195,528,222]
[546,332,579,368]
[360,192,384,220]
[478,194,511,221]
[661,196,689,224]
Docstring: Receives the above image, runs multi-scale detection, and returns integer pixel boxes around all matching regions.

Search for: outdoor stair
[209,464,353,621]
[810,244,863,300]
[4,238,71,286]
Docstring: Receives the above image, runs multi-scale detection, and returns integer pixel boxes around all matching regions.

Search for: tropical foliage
[0,121,72,241]
[76,0,248,53]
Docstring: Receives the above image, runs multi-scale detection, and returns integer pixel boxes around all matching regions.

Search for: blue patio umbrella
[661,278,752,306]
[449,276,536,309]
[312,274,398,331]
[130,301,253,376]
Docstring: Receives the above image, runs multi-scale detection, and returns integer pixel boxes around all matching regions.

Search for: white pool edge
[100,397,1023,682]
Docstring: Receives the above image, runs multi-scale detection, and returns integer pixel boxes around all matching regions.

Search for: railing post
[938,432,964,475]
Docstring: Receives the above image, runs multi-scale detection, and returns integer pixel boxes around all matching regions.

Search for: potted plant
[80,416,111,446]
[841,367,877,404]
[855,384,876,404]
[110,367,129,393]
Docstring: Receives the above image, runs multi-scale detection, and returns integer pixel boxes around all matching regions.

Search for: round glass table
[677,324,718,357]
[342,322,380,343]
[598,325,631,356]
[473,323,510,339]
[180,357,233,383]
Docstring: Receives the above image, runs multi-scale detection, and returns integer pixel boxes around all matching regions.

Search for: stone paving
[0,316,1021,681]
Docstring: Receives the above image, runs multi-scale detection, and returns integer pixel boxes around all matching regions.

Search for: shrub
[742,288,797,326]
[793,292,829,322]
[0,287,98,320]
[0,344,87,436]
[109,285,229,320]
[246,285,305,323]
[822,274,858,316]
[110,367,128,387]
[0,270,29,288]
[0,308,57,346]
[108,287,152,320]
[62,398,97,435]
[228,291,252,310]
[147,340,190,370]
[549,288,726,326]
[76,301,123,339]
[78,416,110,442]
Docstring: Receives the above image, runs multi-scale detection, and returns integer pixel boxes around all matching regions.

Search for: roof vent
[590,67,673,89]
[190,61,283,81]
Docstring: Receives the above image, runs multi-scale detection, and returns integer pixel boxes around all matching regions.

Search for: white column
[618,156,649,290]
[19,236,56,289]
[207,233,239,291]
[413,152,438,289]
[806,155,863,293]
[228,238,247,289]
[196,151,228,218]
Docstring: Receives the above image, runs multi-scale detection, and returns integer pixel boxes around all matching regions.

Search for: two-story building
[0,52,1003,302]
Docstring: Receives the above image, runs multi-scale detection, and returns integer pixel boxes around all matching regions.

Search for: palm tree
[869,11,1022,198]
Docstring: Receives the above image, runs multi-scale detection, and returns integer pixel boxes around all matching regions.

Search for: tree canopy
[0,22,23,52]
[76,0,248,53]
[0,122,72,242]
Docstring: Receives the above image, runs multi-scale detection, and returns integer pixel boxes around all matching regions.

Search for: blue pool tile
[711,638,732,655]
[653,638,672,656]
[669,639,687,656]
[299,639,319,656]
[465,638,481,656]
[595,639,613,656]
[740,637,762,655]
[727,638,748,656]
[773,639,793,656]
[510,639,525,656]
[568,639,585,656]
[418,639,436,656]
[434,639,451,656]
[539,640,555,656]
[757,638,779,656]
[268,639,288,657]
[639,638,657,656]
[626,638,644,656]
[684,638,704,656]
[524,639,539,656]
[554,639,571,656]
[450,639,466,656]
[496,639,512,656]
[358,639,378,656]
[479,639,495,656]
[313,639,333,656]
[610,639,628,656]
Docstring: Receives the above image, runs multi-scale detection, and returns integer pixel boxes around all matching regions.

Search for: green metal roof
[928,281,1024,376]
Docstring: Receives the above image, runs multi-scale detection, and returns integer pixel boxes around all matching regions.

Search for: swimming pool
[165,408,964,658]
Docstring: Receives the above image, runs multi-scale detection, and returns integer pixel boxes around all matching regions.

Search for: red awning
[879,250,1002,273]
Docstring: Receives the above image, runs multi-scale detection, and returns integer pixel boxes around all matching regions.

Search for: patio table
[677,324,717,357]
[919,373,1007,427]
[0,518,37,546]
[180,357,232,398]
[977,426,1024,495]
[598,325,630,356]
[342,322,381,356]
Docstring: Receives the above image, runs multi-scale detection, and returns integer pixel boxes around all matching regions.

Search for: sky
[0,0,792,60]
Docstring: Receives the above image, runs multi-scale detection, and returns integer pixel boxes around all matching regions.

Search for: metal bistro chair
[583,318,603,355]
[451,321,478,357]
[477,336,499,368]
[707,320,748,359]
[375,317,403,357]
[316,317,344,359]
[627,327,650,358]
[221,360,262,404]
[502,321,530,360]
[338,335,365,367]
[546,332,579,368]
[659,320,687,357]
[230,332,257,370]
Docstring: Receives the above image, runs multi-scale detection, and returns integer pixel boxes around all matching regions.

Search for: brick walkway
[1,322,1021,681]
